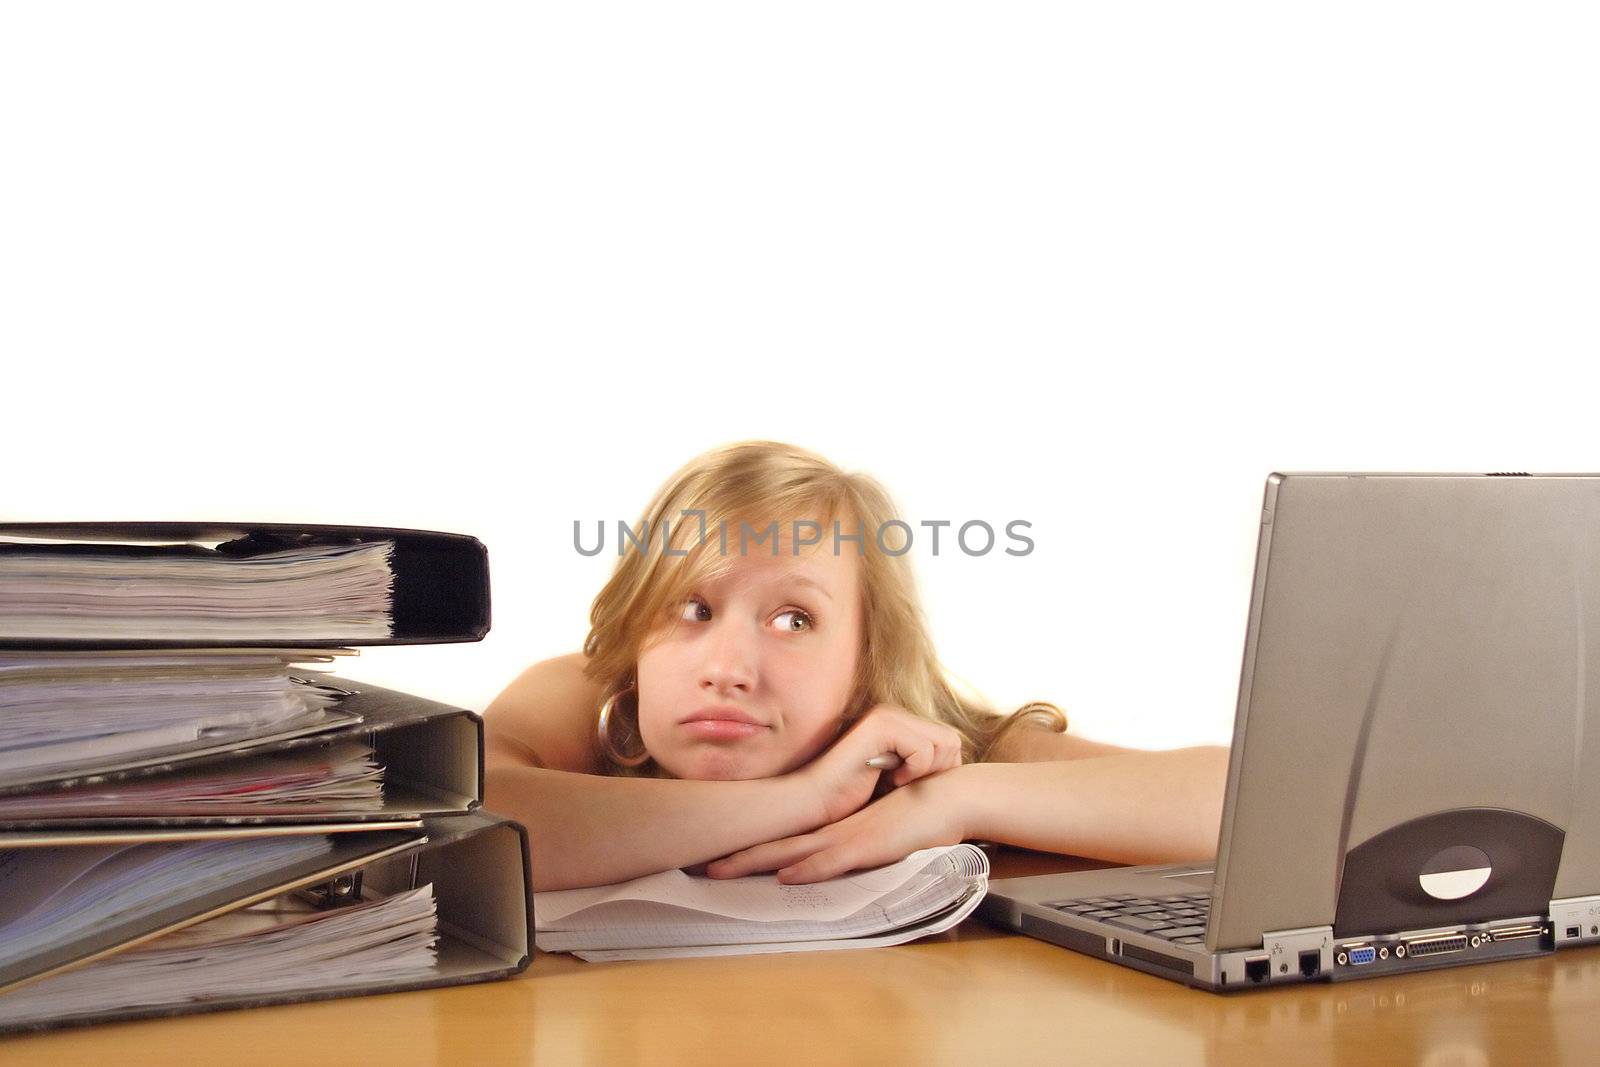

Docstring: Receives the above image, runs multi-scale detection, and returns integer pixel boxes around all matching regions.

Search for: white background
[3,3,1596,749]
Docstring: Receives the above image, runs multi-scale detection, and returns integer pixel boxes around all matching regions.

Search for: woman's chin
[672,750,767,781]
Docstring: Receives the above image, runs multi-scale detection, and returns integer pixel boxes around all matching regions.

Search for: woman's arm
[957,746,1229,865]
[704,737,1230,882]
[971,720,1229,862]
[486,761,825,891]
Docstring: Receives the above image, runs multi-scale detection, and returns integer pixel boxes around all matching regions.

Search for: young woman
[485,441,1228,892]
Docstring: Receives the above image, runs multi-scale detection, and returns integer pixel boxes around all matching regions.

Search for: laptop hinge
[1549,895,1600,946]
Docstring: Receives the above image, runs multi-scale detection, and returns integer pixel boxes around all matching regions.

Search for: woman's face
[635,538,864,780]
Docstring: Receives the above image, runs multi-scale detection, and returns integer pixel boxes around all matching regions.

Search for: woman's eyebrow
[711,571,834,604]
[773,573,833,603]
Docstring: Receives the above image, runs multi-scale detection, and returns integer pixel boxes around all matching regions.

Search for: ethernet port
[1245,957,1270,984]
[1299,950,1320,978]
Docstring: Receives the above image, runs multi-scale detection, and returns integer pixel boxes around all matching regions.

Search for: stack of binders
[0,521,533,1034]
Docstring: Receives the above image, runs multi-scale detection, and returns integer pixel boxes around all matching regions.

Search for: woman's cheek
[783,730,834,772]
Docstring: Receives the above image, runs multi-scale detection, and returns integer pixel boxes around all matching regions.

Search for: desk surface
[2,848,1596,1066]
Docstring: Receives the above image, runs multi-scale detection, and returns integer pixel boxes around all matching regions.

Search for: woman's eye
[773,609,814,633]
[680,597,810,632]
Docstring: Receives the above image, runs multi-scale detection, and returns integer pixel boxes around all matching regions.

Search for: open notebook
[534,844,990,961]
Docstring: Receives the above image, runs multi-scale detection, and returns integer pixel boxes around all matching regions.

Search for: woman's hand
[706,765,973,883]
[792,704,964,829]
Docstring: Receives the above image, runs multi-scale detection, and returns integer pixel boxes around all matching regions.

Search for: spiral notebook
[533,844,990,961]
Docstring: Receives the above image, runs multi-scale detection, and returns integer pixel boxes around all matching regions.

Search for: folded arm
[966,719,1227,861]
[487,758,826,892]
[959,746,1228,865]
[706,725,1230,882]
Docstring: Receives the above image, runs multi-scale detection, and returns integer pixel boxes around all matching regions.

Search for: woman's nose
[699,619,756,694]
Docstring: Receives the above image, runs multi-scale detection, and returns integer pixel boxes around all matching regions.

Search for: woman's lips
[680,720,767,740]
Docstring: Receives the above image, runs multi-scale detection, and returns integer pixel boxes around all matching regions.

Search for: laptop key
[1086,909,1119,919]
[1105,915,1169,932]
[1174,936,1206,945]
[1149,925,1207,939]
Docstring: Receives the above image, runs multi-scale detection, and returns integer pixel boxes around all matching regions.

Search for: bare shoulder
[986,720,1138,763]
[484,651,607,774]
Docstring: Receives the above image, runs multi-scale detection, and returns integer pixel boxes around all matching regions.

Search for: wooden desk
[3,848,1596,1065]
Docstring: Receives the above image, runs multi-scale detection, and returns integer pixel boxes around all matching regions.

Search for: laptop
[977,472,1600,990]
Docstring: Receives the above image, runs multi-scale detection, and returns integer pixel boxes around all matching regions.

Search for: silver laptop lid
[1208,472,1600,952]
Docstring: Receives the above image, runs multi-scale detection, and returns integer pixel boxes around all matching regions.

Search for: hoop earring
[596,682,652,768]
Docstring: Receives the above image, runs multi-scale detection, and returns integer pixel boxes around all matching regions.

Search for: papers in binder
[0,540,395,642]
[0,650,359,786]
[0,741,384,818]
[0,834,335,973]
[0,883,438,1027]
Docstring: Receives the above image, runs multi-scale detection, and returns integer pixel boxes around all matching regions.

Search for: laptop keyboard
[1040,893,1211,946]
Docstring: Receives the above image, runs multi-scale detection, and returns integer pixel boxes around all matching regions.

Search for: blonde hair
[581,440,1067,778]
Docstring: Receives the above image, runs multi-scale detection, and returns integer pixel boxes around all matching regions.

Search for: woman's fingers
[777,840,863,884]
[705,832,827,879]
[891,737,935,786]
[888,721,963,786]
[846,704,966,790]
[711,834,849,884]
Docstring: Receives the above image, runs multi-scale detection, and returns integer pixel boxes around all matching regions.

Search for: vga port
[1346,946,1376,965]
